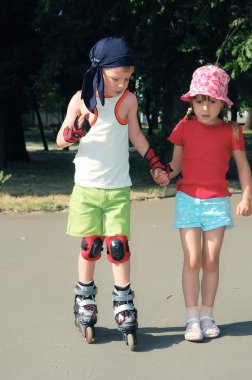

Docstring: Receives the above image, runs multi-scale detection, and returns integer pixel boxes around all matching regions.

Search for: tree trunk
[161,92,182,135]
[137,112,142,129]
[0,104,7,169]
[144,89,153,136]
[231,105,238,122]
[2,93,29,163]
[32,90,48,151]
[160,91,184,163]
[229,81,238,122]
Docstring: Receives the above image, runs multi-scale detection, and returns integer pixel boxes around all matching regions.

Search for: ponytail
[183,107,194,120]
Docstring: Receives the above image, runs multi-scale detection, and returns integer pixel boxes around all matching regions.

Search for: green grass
[1,126,251,213]
[0,147,177,212]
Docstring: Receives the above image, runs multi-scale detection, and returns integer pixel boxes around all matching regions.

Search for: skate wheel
[85,326,94,344]
[127,333,135,351]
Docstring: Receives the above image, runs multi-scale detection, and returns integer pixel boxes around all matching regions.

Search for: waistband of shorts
[176,191,229,202]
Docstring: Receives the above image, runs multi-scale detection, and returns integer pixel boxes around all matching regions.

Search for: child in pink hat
[153,65,252,342]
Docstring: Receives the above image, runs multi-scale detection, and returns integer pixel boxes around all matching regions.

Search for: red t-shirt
[167,117,245,199]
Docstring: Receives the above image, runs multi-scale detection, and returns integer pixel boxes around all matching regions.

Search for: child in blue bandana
[56,37,170,349]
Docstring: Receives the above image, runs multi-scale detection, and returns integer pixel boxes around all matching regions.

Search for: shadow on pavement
[92,326,185,351]
[219,320,252,336]
[86,321,252,351]
[137,326,184,351]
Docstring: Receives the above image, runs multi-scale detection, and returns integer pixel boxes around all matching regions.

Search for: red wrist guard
[63,117,90,143]
[144,147,172,175]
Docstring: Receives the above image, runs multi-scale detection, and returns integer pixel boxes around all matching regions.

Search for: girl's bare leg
[201,226,225,307]
[180,228,203,341]
[180,228,202,307]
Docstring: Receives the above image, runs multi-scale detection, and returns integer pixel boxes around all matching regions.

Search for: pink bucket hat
[180,65,233,106]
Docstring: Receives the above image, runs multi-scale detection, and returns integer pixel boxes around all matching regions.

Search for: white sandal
[200,316,220,339]
[184,318,203,342]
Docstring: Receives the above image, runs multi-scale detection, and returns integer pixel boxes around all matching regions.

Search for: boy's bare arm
[127,94,150,156]
[56,93,82,148]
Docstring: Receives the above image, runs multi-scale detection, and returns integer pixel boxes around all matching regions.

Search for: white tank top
[73,91,132,188]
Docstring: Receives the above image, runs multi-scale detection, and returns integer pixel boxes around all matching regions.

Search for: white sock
[185,306,199,322]
[200,304,213,318]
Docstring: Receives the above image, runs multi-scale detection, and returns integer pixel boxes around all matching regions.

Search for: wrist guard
[63,116,91,143]
[144,146,172,175]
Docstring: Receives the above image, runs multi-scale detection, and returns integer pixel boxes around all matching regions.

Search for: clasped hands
[150,167,175,187]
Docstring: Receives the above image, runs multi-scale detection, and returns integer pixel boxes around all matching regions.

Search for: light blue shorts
[173,191,233,231]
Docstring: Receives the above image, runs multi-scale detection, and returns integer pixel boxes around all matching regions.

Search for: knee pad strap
[105,235,131,263]
[81,235,104,261]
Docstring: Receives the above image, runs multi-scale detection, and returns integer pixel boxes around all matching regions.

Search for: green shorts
[67,185,131,238]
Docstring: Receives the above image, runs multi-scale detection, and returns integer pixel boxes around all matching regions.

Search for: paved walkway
[0,194,252,380]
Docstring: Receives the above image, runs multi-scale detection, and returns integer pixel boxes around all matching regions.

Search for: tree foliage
[1,0,252,167]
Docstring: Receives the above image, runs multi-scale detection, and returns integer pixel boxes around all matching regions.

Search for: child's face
[192,95,225,125]
[102,67,134,97]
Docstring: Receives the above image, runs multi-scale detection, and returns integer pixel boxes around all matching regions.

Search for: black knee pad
[105,235,131,263]
[81,235,104,261]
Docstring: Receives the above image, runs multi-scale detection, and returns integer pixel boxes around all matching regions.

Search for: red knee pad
[105,235,131,263]
[81,235,104,261]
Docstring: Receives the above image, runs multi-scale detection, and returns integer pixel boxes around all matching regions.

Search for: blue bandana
[81,37,134,112]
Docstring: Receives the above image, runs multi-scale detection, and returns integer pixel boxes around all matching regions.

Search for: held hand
[150,168,170,187]
[236,199,252,216]
[169,168,177,180]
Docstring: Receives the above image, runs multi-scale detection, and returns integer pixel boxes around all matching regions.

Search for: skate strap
[112,291,134,302]
[78,299,97,307]
[114,303,135,316]
[74,286,97,297]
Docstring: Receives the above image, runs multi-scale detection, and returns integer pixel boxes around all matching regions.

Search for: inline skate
[112,285,138,351]
[74,282,98,344]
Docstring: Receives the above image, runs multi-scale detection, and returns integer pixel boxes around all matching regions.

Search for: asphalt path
[0,194,252,380]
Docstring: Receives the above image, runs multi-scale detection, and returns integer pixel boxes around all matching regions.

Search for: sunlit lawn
[1,126,250,213]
